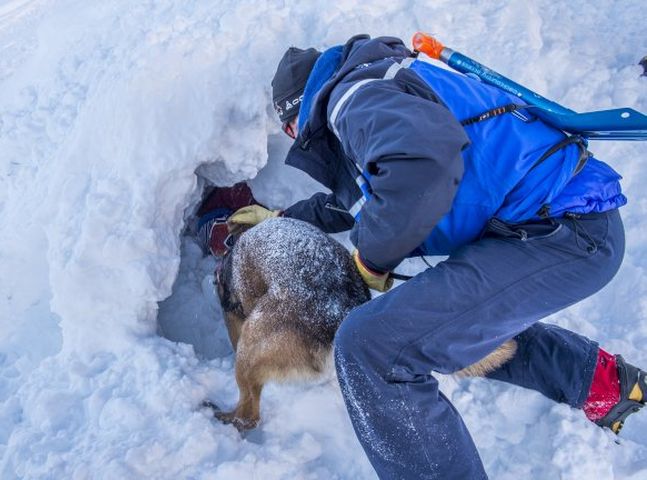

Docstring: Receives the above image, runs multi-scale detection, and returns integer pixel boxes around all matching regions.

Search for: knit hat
[272,47,321,123]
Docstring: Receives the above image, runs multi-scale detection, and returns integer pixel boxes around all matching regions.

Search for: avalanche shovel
[411,32,647,141]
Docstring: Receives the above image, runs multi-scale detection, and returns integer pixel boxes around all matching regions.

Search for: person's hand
[227,205,281,234]
[352,250,393,292]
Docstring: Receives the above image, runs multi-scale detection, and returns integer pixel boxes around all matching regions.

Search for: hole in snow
[156,236,230,360]
[156,133,323,359]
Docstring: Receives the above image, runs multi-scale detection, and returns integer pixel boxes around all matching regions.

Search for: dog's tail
[455,340,517,378]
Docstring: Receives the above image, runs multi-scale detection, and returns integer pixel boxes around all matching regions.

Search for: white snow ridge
[1,0,646,479]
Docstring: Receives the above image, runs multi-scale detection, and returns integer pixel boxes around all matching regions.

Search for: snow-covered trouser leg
[334,209,624,479]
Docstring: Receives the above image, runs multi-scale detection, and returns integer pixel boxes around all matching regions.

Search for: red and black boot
[583,349,646,434]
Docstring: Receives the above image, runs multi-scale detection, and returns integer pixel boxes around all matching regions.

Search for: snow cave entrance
[156,132,322,360]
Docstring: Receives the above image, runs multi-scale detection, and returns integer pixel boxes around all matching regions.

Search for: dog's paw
[231,416,259,432]
[216,411,258,432]
[213,410,236,425]
[201,400,259,432]
[201,400,237,425]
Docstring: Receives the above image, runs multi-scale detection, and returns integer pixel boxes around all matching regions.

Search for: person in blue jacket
[227,35,646,479]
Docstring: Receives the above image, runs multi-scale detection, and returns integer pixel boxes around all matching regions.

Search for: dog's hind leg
[216,364,263,431]
[215,297,315,431]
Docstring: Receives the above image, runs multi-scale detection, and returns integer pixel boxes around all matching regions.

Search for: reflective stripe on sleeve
[329,78,378,138]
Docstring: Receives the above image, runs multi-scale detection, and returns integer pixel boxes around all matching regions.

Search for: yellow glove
[352,250,393,292]
[227,205,281,234]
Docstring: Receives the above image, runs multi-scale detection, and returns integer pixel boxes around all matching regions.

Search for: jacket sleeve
[283,192,355,233]
[333,79,469,272]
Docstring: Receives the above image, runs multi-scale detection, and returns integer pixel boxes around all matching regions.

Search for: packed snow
[1,0,646,478]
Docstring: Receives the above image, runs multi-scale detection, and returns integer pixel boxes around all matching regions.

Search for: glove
[352,250,393,292]
[227,205,281,234]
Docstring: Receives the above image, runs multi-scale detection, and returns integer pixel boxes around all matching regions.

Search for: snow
[1,0,646,478]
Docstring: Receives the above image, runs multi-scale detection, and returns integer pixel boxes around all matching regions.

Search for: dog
[205,216,516,431]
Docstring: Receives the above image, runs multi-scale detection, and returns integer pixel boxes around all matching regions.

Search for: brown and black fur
[206,217,515,431]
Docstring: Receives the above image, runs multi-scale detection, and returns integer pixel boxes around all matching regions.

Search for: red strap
[583,348,621,422]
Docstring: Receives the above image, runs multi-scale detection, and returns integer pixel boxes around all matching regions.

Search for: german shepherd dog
[205,217,516,431]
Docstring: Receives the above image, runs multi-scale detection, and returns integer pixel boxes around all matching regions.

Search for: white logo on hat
[285,94,305,112]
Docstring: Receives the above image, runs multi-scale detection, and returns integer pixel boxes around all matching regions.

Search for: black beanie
[272,47,321,123]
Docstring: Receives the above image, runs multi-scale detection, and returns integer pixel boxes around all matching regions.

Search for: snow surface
[1,0,647,478]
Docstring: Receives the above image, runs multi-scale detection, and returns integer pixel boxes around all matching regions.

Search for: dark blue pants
[334,209,625,479]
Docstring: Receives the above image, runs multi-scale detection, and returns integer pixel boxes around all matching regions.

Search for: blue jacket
[283,35,626,272]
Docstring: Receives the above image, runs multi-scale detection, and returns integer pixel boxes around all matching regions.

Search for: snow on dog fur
[207,217,370,430]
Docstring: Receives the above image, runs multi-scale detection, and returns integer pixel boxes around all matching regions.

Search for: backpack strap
[536,136,591,219]
[458,103,591,221]
[530,135,590,173]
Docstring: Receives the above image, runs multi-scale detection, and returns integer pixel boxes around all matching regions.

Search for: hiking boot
[596,355,646,434]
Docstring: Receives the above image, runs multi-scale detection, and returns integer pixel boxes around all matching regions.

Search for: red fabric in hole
[198,182,262,256]
[197,182,257,216]
[582,348,621,422]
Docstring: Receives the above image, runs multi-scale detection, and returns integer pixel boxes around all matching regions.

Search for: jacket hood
[341,35,412,73]
[285,35,412,188]
[301,35,411,133]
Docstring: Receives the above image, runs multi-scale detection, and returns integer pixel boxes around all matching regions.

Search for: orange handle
[412,32,444,60]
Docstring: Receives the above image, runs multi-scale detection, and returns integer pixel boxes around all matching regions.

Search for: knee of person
[334,306,374,361]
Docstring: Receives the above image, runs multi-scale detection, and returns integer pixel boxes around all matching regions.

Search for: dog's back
[226,217,369,345]
[213,217,369,430]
